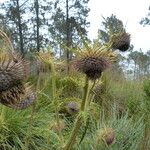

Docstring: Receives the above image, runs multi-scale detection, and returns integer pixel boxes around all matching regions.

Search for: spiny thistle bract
[0,53,28,92]
[96,127,115,146]
[9,86,36,109]
[73,48,117,80]
[110,32,130,51]
[0,52,36,109]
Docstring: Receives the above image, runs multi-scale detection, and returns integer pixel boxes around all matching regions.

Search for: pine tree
[0,0,28,55]
[49,0,90,58]
[28,0,52,52]
[140,6,150,26]
[0,0,52,53]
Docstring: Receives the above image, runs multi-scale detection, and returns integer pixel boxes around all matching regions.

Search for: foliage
[0,66,148,150]
[140,6,150,26]
[97,14,125,44]
[49,0,90,57]
[128,50,150,79]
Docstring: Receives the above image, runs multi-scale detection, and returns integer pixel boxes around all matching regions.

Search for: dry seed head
[9,86,36,109]
[110,32,130,51]
[0,81,36,109]
[97,127,115,146]
[0,53,29,92]
[74,48,117,80]
[0,53,35,109]
[66,101,80,115]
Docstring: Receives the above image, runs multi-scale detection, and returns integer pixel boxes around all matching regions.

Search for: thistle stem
[79,80,97,145]
[63,76,90,150]
[88,80,96,105]
[81,76,90,110]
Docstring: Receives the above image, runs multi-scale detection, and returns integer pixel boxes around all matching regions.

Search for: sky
[87,0,150,51]
[0,0,150,52]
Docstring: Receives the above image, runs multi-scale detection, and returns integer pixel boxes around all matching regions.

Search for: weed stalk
[63,75,90,150]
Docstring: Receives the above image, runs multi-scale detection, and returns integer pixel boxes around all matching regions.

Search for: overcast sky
[87,0,150,51]
[0,0,150,51]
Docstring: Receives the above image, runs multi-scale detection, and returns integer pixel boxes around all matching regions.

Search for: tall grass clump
[142,79,150,150]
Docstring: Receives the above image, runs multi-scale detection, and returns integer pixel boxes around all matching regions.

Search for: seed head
[74,48,117,80]
[0,53,35,109]
[97,127,115,146]
[66,101,80,115]
[110,32,130,51]
[10,88,36,109]
[0,53,29,92]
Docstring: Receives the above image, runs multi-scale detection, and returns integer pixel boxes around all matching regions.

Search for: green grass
[0,69,149,150]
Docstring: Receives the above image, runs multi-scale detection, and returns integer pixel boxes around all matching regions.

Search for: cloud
[0,0,7,3]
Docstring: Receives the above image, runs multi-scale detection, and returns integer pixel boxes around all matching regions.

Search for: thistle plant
[0,31,36,150]
[0,30,36,110]
[63,45,117,150]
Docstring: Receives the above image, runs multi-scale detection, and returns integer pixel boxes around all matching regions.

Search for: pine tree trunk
[16,0,24,55]
[35,0,40,52]
[66,0,70,73]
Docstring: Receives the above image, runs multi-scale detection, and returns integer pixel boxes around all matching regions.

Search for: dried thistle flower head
[66,101,80,115]
[59,97,81,116]
[73,48,117,80]
[9,86,36,109]
[0,53,36,109]
[97,127,115,146]
[110,32,130,51]
[0,53,28,92]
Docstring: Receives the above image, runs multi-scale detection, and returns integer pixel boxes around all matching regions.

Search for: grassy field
[0,67,149,150]
[0,30,149,150]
